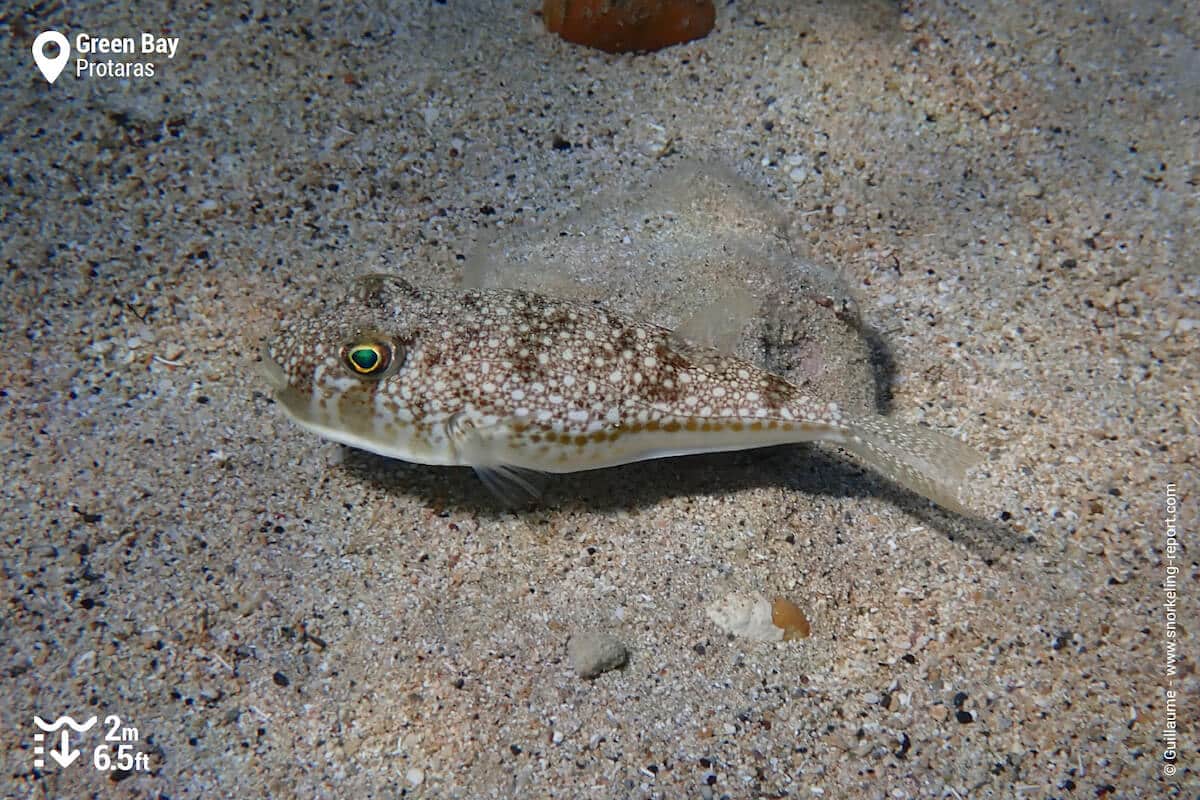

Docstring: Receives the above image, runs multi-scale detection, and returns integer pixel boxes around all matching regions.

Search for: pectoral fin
[446,412,543,506]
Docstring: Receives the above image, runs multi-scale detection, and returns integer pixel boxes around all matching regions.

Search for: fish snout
[258,341,291,393]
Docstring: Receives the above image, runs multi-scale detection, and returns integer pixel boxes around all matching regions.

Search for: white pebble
[705,592,782,642]
[568,630,628,678]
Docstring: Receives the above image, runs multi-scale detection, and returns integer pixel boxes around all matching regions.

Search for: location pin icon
[33,31,70,84]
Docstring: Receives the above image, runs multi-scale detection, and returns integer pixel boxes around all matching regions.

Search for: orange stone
[771,597,811,640]
[543,0,715,54]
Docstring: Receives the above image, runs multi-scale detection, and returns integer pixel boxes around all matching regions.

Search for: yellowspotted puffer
[262,275,982,511]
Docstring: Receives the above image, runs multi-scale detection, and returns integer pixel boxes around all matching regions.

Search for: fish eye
[342,340,398,378]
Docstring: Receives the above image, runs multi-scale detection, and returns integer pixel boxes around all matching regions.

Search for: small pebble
[568,630,628,678]
[161,342,186,361]
[706,592,781,641]
[770,597,811,640]
[406,768,424,786]
[543,0,715,53]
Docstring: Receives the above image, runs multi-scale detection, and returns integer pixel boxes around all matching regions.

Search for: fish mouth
[258,343,290,393]
[258,344,314,424]
[258,344,362,440]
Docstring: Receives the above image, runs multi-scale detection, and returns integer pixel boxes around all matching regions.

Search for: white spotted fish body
[262,276,982,511]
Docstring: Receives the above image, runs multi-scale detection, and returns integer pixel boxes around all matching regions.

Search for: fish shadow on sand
[861,325,898,416]
[339,443,1022,564]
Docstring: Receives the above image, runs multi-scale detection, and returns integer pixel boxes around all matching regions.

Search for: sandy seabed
[1,2,1196,797]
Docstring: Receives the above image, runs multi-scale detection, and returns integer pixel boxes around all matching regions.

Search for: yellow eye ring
[342,341,393,377]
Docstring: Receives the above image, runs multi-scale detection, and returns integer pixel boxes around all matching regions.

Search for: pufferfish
[261,275,982,512]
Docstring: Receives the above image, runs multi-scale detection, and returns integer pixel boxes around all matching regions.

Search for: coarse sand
[2,2,1196,797]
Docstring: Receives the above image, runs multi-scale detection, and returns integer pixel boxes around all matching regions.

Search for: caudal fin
[841,415,984,514]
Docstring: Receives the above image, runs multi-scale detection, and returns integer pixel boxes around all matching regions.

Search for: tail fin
[841,415,984,514]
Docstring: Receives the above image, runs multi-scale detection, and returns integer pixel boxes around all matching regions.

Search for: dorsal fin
[670,283,758,355]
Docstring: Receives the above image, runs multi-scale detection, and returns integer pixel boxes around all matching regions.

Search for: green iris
[343,341,392,376]
[350,347,379,371]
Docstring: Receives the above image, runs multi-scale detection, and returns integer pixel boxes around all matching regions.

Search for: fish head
[261,275,447,456]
